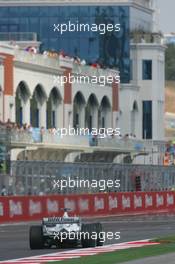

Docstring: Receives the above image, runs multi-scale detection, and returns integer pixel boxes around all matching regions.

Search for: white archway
[85,94,99,130]
[30,84,47,128]
[15,81,31,125]
[99,96,112,128]
[73,91,86,129]
[47,87,62,128]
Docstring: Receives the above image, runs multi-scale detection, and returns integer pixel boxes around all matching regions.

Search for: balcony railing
[0,126,11,143]
[130,32,162,45]
[14,49,61,70]
[14,49,119,78]
[0,0,152,9]
[0,32,37,42]
[72,63,119,80]
[97,137,146,152]
[42,131,89,146]
[9,128,158,153]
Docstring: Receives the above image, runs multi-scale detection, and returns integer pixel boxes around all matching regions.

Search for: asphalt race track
[0,214,175,261]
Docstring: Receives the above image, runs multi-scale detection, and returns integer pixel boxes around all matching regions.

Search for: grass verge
[50,236,175,264]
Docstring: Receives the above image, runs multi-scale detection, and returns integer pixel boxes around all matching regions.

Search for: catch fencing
[4,161,175,195]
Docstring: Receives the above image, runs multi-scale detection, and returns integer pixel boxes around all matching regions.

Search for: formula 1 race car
[29,209,103,249]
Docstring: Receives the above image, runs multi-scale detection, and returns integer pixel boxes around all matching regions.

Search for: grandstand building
[0,0,165,164]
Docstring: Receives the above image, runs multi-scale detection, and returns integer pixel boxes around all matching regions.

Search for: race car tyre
[81,223,97,248]
[29,225,44,249]
[95,223,104,246]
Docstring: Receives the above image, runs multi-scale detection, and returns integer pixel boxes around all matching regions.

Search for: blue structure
[0,5,130,83]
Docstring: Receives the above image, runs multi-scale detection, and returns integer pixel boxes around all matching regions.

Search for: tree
[0,158,6,174]
[165,44,175,80]
[0,160,3,173]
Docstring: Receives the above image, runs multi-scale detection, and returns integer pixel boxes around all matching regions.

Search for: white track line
[0,239,159,264]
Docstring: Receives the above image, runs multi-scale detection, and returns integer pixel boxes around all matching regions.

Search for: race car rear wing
[43,217,81,224]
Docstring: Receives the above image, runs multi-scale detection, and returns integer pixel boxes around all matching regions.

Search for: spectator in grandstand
[27,124,33,133]
[25,46,37,54]
[40,126,45,142]
[81,59,86,65]
[40,126,45,134]
[91,62,101,68]
[17,124,22,132]
[73,56,81,64]
[6,118,13,129]
[23,123,28,130]
[43,50,48,58]
[59,50,66,58]
[12,123,17,130]
[123,133,129,139]
[48,127,57,135]
[128,133,136,139]
[91,134,98,146]
[18,123,27,131]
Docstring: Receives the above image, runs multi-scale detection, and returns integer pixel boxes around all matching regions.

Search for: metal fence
[0,161,174,195]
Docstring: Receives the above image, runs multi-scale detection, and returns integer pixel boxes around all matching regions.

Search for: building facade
[0,45,119,132]
[0,0,165,141]
[0,0,154,83]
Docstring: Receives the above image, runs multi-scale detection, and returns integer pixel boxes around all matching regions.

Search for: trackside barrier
[0,191,175,223]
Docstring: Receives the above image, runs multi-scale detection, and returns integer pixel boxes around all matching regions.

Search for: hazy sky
[157,0,175,33]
